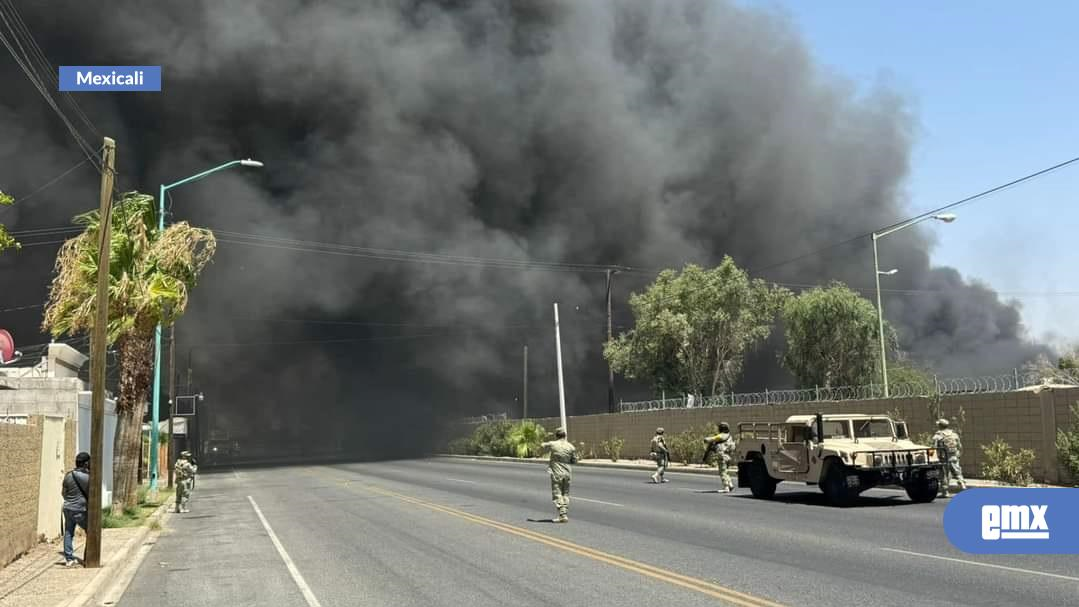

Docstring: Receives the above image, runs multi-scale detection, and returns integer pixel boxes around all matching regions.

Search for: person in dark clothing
[61,452,90,567]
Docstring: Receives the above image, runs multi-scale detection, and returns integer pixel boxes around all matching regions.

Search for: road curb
[64,500,172,607]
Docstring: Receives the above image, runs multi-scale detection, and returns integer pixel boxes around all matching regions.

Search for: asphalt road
[117,458,1079,607]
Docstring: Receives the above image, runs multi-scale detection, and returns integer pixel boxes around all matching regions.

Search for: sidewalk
[0,503,170,607]
[438,454,1059,488]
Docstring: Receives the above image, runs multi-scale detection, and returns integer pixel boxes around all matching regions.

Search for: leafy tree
[605,258,788,396]
[0,190,18,252]
[780,282,897,388]
[1055,403,1079,482]
[887,362,935,390]
[42,191,216,512]
[1022,352,1079,384]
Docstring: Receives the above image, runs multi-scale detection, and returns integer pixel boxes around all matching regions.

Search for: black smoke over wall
[0,1,1046,456]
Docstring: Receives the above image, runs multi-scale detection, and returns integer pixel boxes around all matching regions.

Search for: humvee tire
[821,460,856,507]
[748,456,778,498]
[905,477,939,503]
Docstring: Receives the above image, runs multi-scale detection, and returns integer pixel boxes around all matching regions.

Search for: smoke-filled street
[116,460,1079,607]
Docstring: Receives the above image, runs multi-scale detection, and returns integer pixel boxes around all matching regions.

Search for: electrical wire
[0,157,93,215]
[0,3,102,172]
[748,154,1079,275]
[212,229,619,273]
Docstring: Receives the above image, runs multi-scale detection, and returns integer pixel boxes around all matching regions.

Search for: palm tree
[508,421,547,458]
[43,191,216,512]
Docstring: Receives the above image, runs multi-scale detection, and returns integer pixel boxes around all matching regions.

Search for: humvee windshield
[853,419,893,438]
[821,420,849,439]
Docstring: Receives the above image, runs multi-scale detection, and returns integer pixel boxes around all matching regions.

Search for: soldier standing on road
[650,427,670,484]
[60,452,91,567]
[933,419,967,497]
[540,428,578,523]
[704,422,736,493]
[174,450,198,513]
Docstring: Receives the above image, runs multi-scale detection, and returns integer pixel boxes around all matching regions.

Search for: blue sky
[749,1,1079,349]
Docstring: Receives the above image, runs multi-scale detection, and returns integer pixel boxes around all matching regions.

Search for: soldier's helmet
[936,419,950,429]
[655,427,664,435]
[180,450,192,458]
[718,422,730,433]
[554,427,567,438]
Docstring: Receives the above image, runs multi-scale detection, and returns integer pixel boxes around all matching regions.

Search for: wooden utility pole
[166,325,176,488]
[606,269,616,413]
[522,345,528,419]
[85,137,115,569]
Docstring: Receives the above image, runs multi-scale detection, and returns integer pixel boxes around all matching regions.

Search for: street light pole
[871,213,956,398]
[872,234,889,397]
[148,159,262,493]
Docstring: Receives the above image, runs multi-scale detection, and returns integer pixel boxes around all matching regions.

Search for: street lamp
[148,159,262,493]
[872,213,957,397]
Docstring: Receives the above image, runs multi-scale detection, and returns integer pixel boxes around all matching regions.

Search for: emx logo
[945,489,1078,554]
[981,505,1048,540]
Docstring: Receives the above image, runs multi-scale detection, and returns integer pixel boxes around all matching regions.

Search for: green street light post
[871,212,956,397]
[148,159,262,492]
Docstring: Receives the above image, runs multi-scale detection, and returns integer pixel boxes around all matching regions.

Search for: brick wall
[516,387,1079,483]
[0,416,44,568]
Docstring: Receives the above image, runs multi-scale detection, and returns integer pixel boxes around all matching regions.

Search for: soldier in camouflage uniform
[932,419,967,497]
[174,450,198,513]
[650,427,670,484]
[704,422,736,493]
[540,428,578,522]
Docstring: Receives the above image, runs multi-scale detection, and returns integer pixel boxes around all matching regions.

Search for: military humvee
[735,413,943,506]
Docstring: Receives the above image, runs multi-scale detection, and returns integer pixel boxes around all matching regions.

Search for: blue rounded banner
[944,488,1079,554]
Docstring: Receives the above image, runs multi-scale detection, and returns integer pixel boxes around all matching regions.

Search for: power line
[748,154,1079,275]
[0,1,100,139]
[0,4,102,172]
[9,224,83,237]
[0,303,43,313]
[212,229,619,274]
[0,157,93,214]
[198,332,537,348]
[220,316,542,329]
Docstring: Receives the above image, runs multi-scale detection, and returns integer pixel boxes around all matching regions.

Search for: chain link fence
[618,370,1079,413]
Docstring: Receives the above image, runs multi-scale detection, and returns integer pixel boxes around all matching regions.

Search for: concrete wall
[517,387,1079,483]
[36,416,67,540]
[0,415,44,568]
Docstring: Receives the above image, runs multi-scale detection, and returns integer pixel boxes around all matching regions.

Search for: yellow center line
[312,468,783,607]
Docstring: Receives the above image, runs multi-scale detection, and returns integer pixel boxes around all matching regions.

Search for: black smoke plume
[0,1,1047,458]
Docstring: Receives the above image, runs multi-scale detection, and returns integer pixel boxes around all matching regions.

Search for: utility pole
[522,345,528,419]
[86,137,115,569]
[605,269,616,413]
[166,325,176,488]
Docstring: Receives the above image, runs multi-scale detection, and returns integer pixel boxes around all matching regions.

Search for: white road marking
[881,548,1079,582]
[574,496,624,507]
[446,478,478,484]
[248,496,324,607]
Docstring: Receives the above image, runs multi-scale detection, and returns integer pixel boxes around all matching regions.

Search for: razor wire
[617,370,1079,413]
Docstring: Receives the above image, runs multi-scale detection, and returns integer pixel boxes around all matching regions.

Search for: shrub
[575,441,595,460]
[470,420,515,457]
[668,425,712,464]
[980,438,1036,486]
[1055,403,1079,481]
[508,421,547,458]
[601,436,625,462]
[447,437,477,455]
